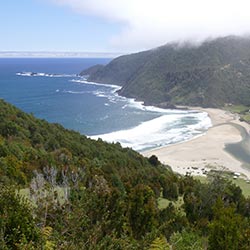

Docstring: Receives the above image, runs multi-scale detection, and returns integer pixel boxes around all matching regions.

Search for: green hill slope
[1,99,250,249]
[0,98,182,248]
[82,36,250,107]
[0,99,176,188]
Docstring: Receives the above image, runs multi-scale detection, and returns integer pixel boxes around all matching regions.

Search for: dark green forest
[1,99,250,249]
[81,36,250,108]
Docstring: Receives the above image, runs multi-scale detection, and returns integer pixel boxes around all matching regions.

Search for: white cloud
[50,0,250,51]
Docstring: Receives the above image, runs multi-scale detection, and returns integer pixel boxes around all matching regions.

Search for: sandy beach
[142,107,250,179]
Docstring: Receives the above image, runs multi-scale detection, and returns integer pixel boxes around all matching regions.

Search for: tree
[148,155,160,166]
[208,199,245,250]
[128,184,158,239]
[0,185,41,249]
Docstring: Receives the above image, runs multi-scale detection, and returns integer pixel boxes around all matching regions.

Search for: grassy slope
[224,104,250,123]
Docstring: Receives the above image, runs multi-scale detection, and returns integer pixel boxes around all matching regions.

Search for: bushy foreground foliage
[1,99,250,249]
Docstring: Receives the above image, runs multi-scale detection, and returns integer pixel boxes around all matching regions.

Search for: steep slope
[80,64,104,76]
[1,99,250,249]
[81,36,250,107]
[0,98,184,247]
[0,99,176,189]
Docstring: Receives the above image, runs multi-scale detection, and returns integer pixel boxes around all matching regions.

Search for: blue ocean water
[0,58,211,151]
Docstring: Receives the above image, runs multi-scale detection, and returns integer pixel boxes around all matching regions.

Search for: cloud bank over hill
[51,0,250,51]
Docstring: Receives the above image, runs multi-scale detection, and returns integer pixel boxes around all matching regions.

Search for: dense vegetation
[1,99,250,249]
[81,36,250,108]
[225,104,250,123]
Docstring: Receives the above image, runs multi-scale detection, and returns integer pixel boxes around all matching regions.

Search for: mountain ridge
[81,36,250,108]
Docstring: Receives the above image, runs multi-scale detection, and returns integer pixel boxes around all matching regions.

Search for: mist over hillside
[81,36,250,108]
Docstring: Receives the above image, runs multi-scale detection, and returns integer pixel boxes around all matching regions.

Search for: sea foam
[74,78,212,151]
[91,111,212,151]
[17,71,212,151]
[71,79,121,91]
[16,72,77,78]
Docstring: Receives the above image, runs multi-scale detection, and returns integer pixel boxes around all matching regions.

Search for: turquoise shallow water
[0,58,212,151]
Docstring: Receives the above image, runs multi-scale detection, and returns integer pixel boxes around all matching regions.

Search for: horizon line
[0,51,126,58]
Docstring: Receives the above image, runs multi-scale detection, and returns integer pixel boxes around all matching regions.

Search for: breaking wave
[91,110,212,152]
[16,71,212,152]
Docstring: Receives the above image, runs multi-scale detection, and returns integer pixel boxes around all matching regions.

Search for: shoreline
[142,107,250,179]
[81,78,250,179]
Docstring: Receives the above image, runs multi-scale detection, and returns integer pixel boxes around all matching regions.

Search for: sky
[1,0,250,53]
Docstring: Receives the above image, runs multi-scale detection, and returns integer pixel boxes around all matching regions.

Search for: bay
[0,58,211,151]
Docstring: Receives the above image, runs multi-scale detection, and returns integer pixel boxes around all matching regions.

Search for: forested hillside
[1,99,250,249]
[81,36,250,107]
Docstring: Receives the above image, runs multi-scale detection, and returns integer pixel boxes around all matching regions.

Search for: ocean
[0,58,212,152]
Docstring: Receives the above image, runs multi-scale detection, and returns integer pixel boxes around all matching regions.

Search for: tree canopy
[1,99,250,249]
